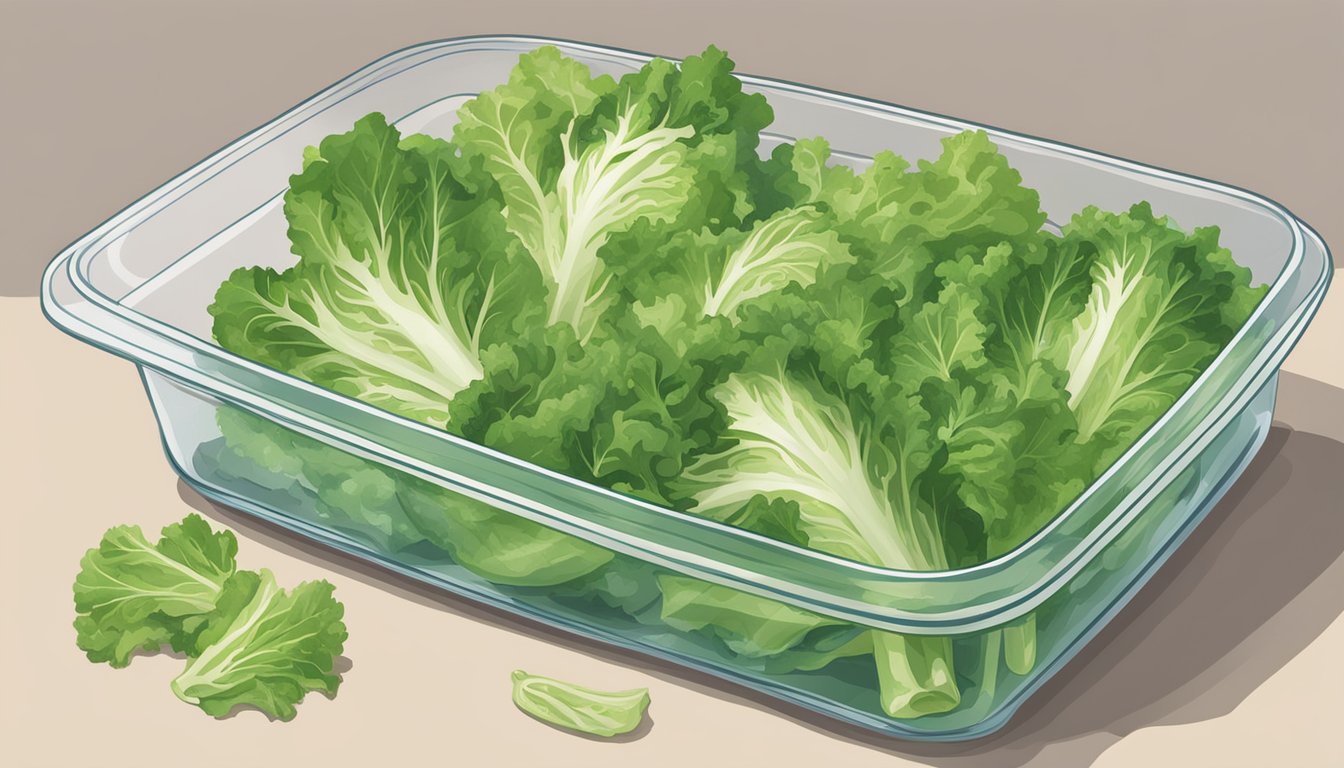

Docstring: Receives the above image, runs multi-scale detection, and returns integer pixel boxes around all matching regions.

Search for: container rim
[40,35,1334,633]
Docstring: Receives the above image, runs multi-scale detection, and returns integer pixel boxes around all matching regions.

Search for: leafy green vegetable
[510,670,650,737]
[1056,203,1264,450]
[783,130,1048,299]
[1002,614,1038,676]
[677,367,962,716]
[72,515,237,666]
[455,45,770,339]
[211,407,425,552]
[73,515,348,721]
[658,573,846,656]
[171,569,346,721]
[210,113,545,427]
[684,372,945,570]
[624,206,853,331]
[205,43,1269,723]
[399,475,613,586]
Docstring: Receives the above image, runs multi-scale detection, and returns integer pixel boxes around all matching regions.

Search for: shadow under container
[41,37,1332,740]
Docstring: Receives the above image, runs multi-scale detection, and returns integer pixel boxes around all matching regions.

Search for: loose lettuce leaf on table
[511,670,650,737]
[73,515,237,667]
[172,569,346,721]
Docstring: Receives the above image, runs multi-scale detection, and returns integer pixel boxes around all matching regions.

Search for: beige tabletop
[3,1,1342,766]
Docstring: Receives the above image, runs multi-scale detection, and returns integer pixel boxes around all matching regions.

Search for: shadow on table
[178,372,1344,767]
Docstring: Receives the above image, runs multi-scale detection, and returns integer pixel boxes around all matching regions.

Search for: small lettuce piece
[72,515,237,667]
[171,569,346,721]
[510,670,650,737]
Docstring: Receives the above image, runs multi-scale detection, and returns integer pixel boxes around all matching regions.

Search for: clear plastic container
[40,36,1332,740]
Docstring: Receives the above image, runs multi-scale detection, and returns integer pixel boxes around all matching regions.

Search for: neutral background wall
[2,0,1340,297]
[2,2,1341,767]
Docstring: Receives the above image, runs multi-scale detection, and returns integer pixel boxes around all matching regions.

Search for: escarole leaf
[211,113,544,427]
[792,130,1046,286]
[213,407,426,553]
[445,311,736,514]
[457,45,771,338]
[1057,204,1258,450]
[511,670,650,737]
[627,206,854,331]
[783,136,858,206]
[657,574,847,657]
[451,46,613,267]
[890,281,990,385]
[171,569,346,721]
[453,46,620,337]
[681,370,961,717]
[686,372,945,571]
[980,236,1095,398]
[698,207,852,318]
[546,64,694,332]
[398,475,613,586]
[72,515,237,667]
